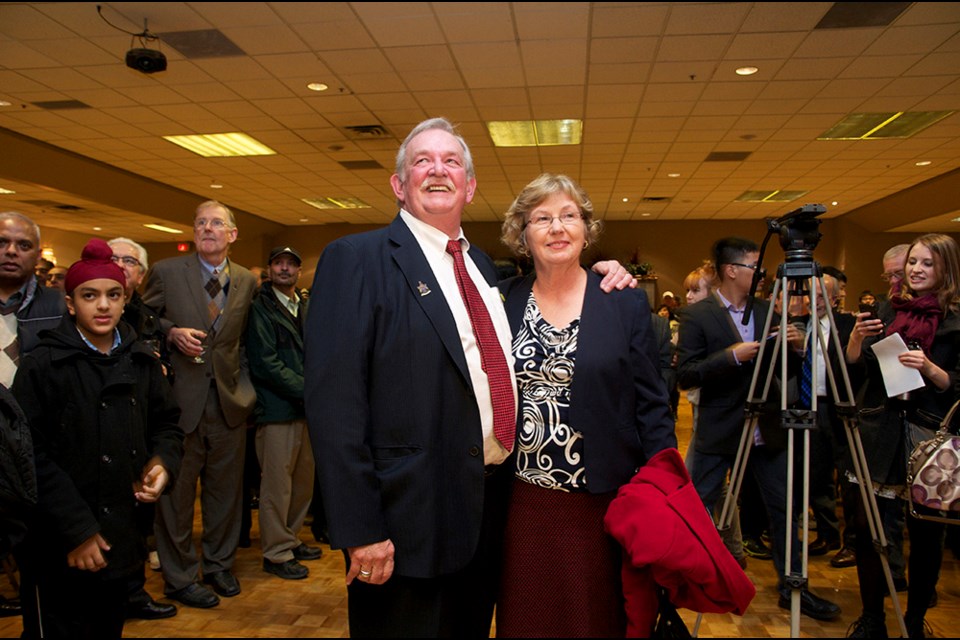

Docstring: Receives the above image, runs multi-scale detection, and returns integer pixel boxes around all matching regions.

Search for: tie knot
[446,239,463,256]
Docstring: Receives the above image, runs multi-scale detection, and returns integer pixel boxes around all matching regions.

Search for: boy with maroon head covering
[11,238,183,638]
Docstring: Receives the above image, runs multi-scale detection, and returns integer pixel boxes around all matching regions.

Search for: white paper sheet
[872,333,926,397]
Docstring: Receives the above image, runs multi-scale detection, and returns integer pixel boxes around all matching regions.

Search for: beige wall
[46,218,955,309]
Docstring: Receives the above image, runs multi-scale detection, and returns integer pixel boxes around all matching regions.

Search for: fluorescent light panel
[301,197,371,210]
[736,190,809,203]
[143,223,184,234]
[0,187,15,194]
[487,119,582,147]
[818,111,955,140]
[163,132,277,157]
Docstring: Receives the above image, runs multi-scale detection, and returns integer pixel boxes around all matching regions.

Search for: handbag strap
[938,397,960,436]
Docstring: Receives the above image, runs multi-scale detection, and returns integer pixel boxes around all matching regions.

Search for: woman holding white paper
[844,233,960,638]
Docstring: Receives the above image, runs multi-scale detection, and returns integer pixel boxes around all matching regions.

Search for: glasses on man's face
[194,218,229,230]
[729,262,767,280]
[111,255,141,268]
[881,270,904,282]
[524,211,583,230]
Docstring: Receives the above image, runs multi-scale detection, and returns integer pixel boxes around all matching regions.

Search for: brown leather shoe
[830,546,856,568]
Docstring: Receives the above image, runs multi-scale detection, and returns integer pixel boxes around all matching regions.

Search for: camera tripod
[709,261,907,637]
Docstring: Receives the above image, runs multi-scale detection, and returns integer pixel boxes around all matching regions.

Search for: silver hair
[107,236,149,271]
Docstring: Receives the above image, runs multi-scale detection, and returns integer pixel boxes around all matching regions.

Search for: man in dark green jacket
[245,246,322,580]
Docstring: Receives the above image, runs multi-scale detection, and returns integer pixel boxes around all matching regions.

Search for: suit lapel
[707,295,742,344]
[388,217,472,385]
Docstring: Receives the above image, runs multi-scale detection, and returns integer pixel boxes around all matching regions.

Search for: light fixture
[487,119,582,147]
[667,173,681,178]
[299,218,310,222]
[735,190,809,203]
[143,223,183,234]
[832,201,839,206]
[302,197,371,210]
[818,111,955,140]
[0,101,11,107]
[307,82,328,92]
[915,160,932,166]
[622,198,629,203]
[163,132,276,157]
[210,180,223,189]
[641,213,651,217]
[93,226,102,231]
[0,187,15,194]
[735,66,759,76]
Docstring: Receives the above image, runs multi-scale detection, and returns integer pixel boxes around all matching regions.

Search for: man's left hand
[592,260,637,292]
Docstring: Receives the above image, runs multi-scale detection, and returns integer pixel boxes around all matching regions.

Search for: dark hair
[712,237,758,281]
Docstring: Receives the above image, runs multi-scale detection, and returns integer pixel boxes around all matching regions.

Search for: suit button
[469,446,480,457]
[130,398,137,405]
[102,506,111,515]
[101,401,108,409]
[102,455,112,464]
[131,449,138,457]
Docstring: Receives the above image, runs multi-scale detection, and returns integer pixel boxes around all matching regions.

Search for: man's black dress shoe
[264,558,309,580]
[830,546,857,568]
[203,570,241,597]
[778,588,841,621]
[126,598,178,620]
[168,583,219,609]
[0,596,21,618]
[292,542,323,561]
[808,537,841,556]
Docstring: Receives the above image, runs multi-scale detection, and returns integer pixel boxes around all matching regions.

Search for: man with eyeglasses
[678,236,841,622]
[142,200,257,610]
[881,244,909,297]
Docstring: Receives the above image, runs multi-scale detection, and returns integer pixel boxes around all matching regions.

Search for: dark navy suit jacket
[304,215,504,579]
[500,270,676,493]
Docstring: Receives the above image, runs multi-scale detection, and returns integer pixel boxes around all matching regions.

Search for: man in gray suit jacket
[142,200,257,609]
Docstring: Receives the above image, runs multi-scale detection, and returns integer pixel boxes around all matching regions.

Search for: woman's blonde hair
[501,173,602,257]
[683,260,718,294]
[902,233,960,312]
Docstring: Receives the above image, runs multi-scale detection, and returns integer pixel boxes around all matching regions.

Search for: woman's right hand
[846,311,884,363]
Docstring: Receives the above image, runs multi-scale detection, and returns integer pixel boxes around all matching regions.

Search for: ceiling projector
[126,48,167,74]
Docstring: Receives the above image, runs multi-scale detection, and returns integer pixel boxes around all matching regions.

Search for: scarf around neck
[885,293,943,352]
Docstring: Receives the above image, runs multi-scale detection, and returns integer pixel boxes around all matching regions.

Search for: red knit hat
[64,238,126,294]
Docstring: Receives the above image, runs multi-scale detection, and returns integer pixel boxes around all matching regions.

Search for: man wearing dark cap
[245,246,321,580]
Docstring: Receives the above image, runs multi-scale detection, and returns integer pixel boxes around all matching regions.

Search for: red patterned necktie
[446,239,516,452]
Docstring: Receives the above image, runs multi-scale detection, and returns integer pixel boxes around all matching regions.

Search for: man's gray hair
[394,117,475,183]
[884,244,910,261]
[0,211,41,244]
[196,200,236,229]
[108,236,149,271]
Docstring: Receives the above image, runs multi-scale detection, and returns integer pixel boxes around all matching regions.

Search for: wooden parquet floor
[2,395,960,637]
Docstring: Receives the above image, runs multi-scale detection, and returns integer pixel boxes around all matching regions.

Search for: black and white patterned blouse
[512,291,586,492]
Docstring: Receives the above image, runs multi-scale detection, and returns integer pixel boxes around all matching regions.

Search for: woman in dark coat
[844,233,960,638]
[495,173,676,637]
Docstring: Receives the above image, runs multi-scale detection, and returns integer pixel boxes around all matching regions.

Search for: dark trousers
[18,551,130,640]
[853,493,945,623]
[346,465,510,637]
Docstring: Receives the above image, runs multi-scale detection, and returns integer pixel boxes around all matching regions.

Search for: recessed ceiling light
[302,197,371,210]
[0,101,11,107]
[952,217,960,223]
[210,180,223,189]
[832,201,839,206]
[163,132,276,157]
[915,160,932,166]
[487,119,582,147]
[92,226,102,231]
[735,66,759,76]
[143,223,184,234]
[667,173,681,178]
[622,198,629,203]
[307,82,329,92]
[641,213,651,217]
[818,111,955,140]
[299,218,310,222]
[0,187,15,194]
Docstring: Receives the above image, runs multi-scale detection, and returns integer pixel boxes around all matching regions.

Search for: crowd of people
[0,116,958,639]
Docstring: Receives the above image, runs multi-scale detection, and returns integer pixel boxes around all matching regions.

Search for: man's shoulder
[151,253,194,272]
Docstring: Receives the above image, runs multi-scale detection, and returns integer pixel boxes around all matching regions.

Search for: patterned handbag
[906,398,960,524]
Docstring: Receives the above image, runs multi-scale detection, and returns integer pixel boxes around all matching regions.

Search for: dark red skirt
[496,478,626,638]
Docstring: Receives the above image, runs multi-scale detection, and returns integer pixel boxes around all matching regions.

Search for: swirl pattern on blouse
[512,290,585,492]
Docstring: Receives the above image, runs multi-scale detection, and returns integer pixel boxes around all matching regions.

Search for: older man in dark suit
[142,200,257,609]
[678,237,841,622]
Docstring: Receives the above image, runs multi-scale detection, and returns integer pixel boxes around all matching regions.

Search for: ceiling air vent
[159,29,245,58]
[344,125,390,139]
[641,196,671,202]
[705,151,752,162]
[32,100,91,110]
[20,199,84,210]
